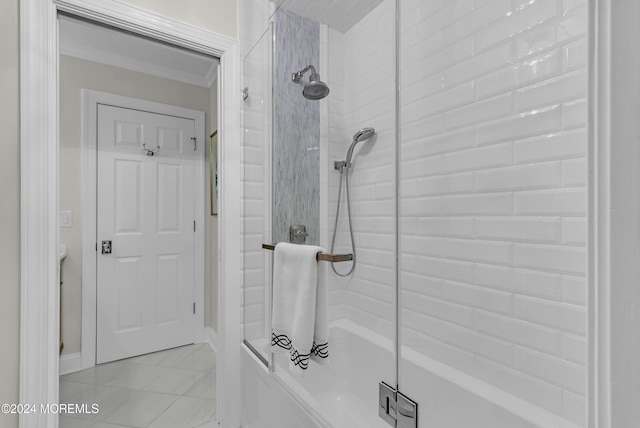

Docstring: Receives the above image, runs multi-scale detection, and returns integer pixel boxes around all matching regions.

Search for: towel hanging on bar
[271,242,329,373]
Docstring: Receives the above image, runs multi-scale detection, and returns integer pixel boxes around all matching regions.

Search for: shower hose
[330,165,356,277]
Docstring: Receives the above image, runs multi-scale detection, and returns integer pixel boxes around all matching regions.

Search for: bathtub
[242,320,582,428]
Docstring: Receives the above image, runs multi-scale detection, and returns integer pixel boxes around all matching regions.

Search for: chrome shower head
[353,127,376,142]
[292,65,330,100]
[345,127,375,165]
[303,79,330,100]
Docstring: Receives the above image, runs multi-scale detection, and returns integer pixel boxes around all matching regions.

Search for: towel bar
[262,243,353,263]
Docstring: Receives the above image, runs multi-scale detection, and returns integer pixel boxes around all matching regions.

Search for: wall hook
[142,143,160,156]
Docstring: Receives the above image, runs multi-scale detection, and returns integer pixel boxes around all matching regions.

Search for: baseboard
[59,352,83,375]
[204,326,218,352]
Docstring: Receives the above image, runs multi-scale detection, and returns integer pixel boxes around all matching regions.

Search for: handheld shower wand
[331,127,376,277]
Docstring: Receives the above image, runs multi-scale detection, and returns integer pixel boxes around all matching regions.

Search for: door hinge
[95,243,98,252]
[193,302,196,314]
[191,137,196,151]
[379,382,417,428]
[193,221,196,232]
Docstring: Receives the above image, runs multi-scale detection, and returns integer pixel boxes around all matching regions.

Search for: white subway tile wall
[399,0,588,426]
[327,0,397,339]
[240,0,588,424]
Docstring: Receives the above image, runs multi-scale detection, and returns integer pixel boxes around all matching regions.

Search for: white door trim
[81,90,206,370]
[19,1,242,427]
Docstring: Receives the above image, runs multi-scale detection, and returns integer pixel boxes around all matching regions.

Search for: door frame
[19,1,242,427]
[80,90,206,370]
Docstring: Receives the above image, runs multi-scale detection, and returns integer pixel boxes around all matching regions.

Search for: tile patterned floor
[59,343,216,428]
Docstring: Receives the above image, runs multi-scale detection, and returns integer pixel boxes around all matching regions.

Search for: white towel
[271,242,329,372]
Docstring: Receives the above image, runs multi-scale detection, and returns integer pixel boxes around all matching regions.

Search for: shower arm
[292,65,318,83]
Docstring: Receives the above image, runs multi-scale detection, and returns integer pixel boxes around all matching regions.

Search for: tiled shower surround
[328,0,588,425]
[241,0,588,426]
[273,8,320,245]
[327,1,397,335]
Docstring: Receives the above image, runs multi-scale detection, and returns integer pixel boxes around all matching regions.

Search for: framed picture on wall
[210,130,218,215]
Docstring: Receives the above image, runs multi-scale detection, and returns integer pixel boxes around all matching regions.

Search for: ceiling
[275,0,386,33]
[59,16,219,88]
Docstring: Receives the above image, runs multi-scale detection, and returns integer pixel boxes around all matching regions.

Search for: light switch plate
[60,210,72,228]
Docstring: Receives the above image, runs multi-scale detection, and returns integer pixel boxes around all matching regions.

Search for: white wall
[397,0,588,426]
[0,0,21,426]
[119,0,237,38]
[59,55,216,355]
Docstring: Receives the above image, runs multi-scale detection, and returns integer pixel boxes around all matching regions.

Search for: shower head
[292,65,330,100]
[353,127,376,142]
[345,127,375,165]
[303,80,330,100]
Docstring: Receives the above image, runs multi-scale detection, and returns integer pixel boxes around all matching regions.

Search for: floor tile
[92,423,135,428]
[59,418,134,428]
[59,381,96,403]
[105,364,169,390]
[194,343,214,351]
[101,390,178,427]
[143,368,205,395]
[60,342,216,428]
[61,385,125,422]
[173,349,216,372]
[58,416,95,428]
[148,397,216,428]
[183,369,216,400]
[133,345,199,367]
[193,421,218,428]
[61,361,135,385]
[125,353,153,364]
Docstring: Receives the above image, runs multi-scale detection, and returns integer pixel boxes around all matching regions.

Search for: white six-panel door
[96,104,196,364]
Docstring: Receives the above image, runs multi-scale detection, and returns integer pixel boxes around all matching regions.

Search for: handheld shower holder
[334,160,351,171]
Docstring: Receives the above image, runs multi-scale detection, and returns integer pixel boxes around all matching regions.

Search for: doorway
[57,15,218,372]
[57,14,218,428]
[20,0,243,426]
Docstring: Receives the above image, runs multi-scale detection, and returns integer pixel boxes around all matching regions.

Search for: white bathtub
[272,321,393,428]
[242,320,582,428]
